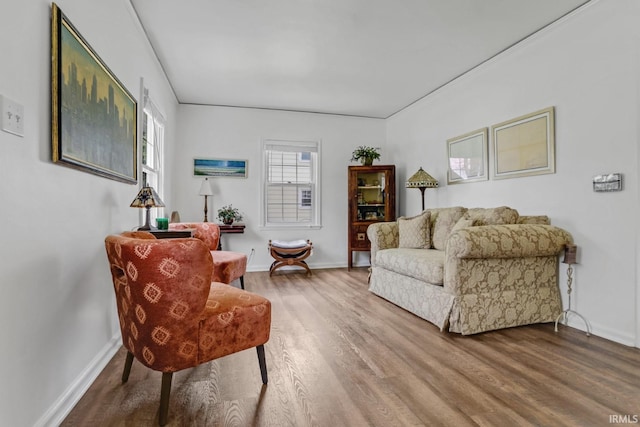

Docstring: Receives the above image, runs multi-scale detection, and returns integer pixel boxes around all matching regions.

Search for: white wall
[173,105,386,271]
[0,1,177,426]
[3,0,638,425]
[386,0,640,346]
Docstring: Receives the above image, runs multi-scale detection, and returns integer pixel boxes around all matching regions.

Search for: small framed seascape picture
[193,158,248,178]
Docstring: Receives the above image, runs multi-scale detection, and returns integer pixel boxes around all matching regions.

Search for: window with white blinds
[140,88,165,222]
[262,139,321,228]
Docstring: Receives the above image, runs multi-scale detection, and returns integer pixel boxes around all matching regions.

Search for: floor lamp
[406,167,438,211]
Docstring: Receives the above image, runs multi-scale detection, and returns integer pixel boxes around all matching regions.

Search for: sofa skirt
[369,267,455,331]
[369,263,563,335]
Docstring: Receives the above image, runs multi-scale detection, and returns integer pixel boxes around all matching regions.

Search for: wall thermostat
[593,173,622,192]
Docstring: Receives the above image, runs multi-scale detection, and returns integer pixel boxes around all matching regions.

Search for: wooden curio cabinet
[348,165,396,270]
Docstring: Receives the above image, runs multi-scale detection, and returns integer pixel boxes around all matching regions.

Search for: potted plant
[350,146,381,166]
[217,204,243,225]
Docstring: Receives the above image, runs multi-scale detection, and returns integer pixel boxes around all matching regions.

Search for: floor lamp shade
[406,167,438,211]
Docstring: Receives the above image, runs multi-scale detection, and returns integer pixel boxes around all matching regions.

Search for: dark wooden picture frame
[51,3,137,183]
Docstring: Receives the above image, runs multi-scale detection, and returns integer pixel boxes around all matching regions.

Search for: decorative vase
[223,218,234,225]
[362,158,373,166]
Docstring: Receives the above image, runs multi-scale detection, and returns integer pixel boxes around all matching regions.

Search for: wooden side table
[218,223,245,250]
[149,229,193,239]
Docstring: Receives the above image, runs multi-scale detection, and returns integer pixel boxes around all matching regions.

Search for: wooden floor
[63,268,640,426]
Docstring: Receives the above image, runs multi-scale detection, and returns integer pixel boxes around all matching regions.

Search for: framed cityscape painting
[51,3,137,184]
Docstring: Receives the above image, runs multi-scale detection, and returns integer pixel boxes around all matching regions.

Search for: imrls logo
[610,414,640,424]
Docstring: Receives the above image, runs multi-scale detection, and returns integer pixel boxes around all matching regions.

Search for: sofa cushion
[451,217,474,234]
[430,207,467,250]
[376,248,445,285]
[398,211,431,249]
[465,206,519,226]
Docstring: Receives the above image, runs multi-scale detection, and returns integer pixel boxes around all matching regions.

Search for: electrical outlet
[1,95,24,137]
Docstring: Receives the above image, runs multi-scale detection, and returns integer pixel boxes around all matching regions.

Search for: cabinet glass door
[355,171,388,222]
[348,164,395,269]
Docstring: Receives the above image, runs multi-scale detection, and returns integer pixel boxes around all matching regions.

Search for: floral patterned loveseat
[367,206,573,335]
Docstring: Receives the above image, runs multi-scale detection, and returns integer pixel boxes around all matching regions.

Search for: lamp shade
[406,167,438,188]
[130,186,165,208]
[199,178,214,196]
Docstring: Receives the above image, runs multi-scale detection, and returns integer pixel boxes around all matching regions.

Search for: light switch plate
[1,95,25,137]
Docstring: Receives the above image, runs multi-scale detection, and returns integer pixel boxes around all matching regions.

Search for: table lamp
[199,178,214,222]
[130,186,165,230]
[406,167,438,211]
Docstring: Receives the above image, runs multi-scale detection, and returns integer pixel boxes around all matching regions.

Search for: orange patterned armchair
[169,222,248,289]
[105,232,271,425]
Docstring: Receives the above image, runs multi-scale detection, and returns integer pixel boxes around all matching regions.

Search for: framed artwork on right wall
[491,106,555,180]
[447,127,488,184]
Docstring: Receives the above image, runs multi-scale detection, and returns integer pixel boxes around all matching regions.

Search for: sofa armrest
[444,224,573,297]
[367,222,399,267]
[446,224,573,259]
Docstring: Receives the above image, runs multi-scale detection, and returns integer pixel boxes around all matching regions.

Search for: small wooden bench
[268,239,313,276]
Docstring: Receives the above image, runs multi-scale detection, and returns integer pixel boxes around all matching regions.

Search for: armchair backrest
[104,233,214,371]
[169,222,220,251]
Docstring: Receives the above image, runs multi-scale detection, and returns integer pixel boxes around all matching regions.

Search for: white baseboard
[589,321,636,347]
[565,317,637,347]
[34,334,122,427]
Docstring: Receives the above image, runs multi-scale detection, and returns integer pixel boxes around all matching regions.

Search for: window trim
[260,138,322,230]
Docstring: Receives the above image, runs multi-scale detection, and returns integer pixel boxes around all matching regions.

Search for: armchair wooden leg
[240,276,245,290]
[122,351,134,383]
[256,344,268,384]
[159,372,173,426]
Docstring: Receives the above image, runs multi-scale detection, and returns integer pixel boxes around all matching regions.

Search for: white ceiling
[130,0,590,119]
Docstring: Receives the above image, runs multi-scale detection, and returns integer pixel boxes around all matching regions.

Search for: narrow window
[140,88,165,224]
[262,139,321,228]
